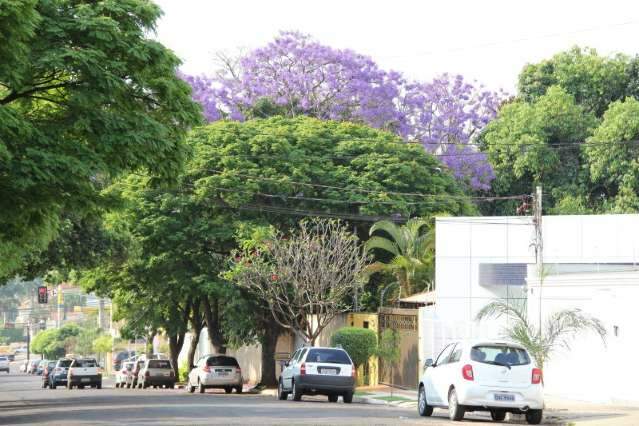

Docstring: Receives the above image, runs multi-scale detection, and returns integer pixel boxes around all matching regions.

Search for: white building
[425,214,639,404]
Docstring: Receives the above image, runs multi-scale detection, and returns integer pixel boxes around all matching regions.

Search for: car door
[425,343,456,404]
[283,350,299,389]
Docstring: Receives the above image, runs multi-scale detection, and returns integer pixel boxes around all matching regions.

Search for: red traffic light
[37,286,48,303]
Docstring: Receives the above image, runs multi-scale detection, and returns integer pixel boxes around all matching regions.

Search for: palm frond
[364,236,399,256]
[543,308,607,352]
[369,220,403,249]
[475,299,529,326]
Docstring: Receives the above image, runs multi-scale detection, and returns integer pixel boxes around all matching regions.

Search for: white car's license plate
[320,369,337,375]
[217,372,228,376]
[494,393,514,401]
[81,378,90,383]
[163,372,170,376]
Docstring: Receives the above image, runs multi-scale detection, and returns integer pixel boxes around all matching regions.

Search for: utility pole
[533,186,543,334]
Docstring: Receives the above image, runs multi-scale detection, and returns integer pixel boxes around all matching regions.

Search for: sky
[154,0,639,93]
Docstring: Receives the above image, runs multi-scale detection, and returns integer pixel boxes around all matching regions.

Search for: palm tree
[475,300,606,372]
[365,218,436,299]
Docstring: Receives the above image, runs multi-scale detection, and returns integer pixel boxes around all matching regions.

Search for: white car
[0,356,9,373]
[418,340,544,424]
[278,347,355,403]
[115,361,134,388]
[187,355,243,394]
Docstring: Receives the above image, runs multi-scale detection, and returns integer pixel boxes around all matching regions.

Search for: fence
[378,307,419,389]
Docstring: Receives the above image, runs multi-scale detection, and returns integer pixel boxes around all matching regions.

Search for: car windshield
[206,356,239,367]
[306,349,351,365]
[471,345,531,366]
[148,360,171,369]
[48,362,56,368]
[0,357,6,361]
[58,360,72,368]
[74,359,97,368]
[124,363,134,370]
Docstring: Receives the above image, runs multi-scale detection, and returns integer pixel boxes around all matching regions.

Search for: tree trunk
[202,296,226,354]
[169,331,186,380]
[145,330,156,357]
[187,300,203,369]
[259,321,280,387]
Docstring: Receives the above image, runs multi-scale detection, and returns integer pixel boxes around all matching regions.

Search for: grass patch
[354,391,373,396]
[374,395,412,402]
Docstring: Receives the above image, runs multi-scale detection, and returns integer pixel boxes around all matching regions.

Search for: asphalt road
[0,361,502,426]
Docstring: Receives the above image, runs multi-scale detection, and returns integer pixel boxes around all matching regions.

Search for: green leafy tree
[518,47,630,117]
[0,0,201,278]
[92,334,113,365]
[584,97,639,212]
[365,218,436,298]
[476,300,606,373]
[481,86,597,215]
[331,327,377,370]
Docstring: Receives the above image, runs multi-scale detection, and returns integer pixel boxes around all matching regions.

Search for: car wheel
[448,388,465,421]
[79,385,85,389]
[277,379,288,400]
[126,383,131,389]
[491,409,506,421]
[198,380,205,394]
[328,395,338,403]
[50,383,56,390]
[292,381,302,401]
[187,378,195,393]
[343,391,353,404]
[224,387,232,394]
[235,386,243,394]
[525,409,543,425]
[97,382,102,390]
[115,383,119,388]
[67,384,73,390]
[418,385,433,416]
[143,381,148,389]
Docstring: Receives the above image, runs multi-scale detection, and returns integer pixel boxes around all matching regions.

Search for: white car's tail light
[462,364,474,381]
[300,363,306,376]
[237,367,241,376]
[531,368,542,384]
[351,364,356,378]
[202,365,211,373]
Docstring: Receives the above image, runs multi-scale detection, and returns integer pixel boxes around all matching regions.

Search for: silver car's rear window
[306,349,351,365]
[471,345,531,366]
[148,360,171,369]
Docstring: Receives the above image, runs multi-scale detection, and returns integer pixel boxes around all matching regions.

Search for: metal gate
[378,308,419,389]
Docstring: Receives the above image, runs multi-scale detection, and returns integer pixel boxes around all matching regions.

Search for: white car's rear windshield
[74,359,97,367]
[206,356,239,367]
[471,345,531,366]
[148,360,171,369]
[306,349,351,364]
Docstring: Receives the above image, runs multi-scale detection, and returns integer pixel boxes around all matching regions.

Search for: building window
[363,321,369,329]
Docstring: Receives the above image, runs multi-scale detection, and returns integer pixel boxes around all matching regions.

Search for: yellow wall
[346,313,379,387]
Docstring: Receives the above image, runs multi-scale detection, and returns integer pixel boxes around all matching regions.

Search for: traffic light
[37,286,48,304]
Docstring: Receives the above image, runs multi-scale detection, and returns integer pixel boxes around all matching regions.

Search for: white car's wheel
[448,388,465,421]
[418,385,433,416]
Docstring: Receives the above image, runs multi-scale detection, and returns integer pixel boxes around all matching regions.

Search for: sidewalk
[354,386,639,425]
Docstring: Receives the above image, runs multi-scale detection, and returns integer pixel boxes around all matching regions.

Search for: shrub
[331,327,377,368]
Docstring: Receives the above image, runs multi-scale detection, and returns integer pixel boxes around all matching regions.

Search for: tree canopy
[185,31,501,190]
[0,0,202,278]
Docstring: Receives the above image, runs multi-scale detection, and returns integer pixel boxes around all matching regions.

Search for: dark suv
[49,359,72,389]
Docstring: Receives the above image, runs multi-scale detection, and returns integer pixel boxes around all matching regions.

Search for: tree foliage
[365,217,437,298]
[331,327,377,368]
[229,218,369,345]
[0,0,202,278]
[185,31,501,190]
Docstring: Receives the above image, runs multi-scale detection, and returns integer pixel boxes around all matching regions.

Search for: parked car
[49,359,72,389]
[137,359,176,389]
[41,360,57,388]
[187,355,243,394]
[0,356,9,373]
[278,347,355,403]
[67,358,102,389]
[27,359,40,374]
[19,360,28,373]
[115,361,134,388]
[112,350,135,372]
[127,359,145,389]
[417,340,544,424]
[36,359,49,375]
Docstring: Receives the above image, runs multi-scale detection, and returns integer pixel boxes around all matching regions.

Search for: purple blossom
[184,31,503,190]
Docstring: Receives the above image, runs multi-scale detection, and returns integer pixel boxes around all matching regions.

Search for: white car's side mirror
[424,359,434,368]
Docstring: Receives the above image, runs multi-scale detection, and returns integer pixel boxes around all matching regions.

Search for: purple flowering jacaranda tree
[184,31,502,190]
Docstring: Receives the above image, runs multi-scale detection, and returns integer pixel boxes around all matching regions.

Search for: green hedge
[331,327,377,367]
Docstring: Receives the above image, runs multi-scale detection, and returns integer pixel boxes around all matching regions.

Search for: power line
[199,169,527,201]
